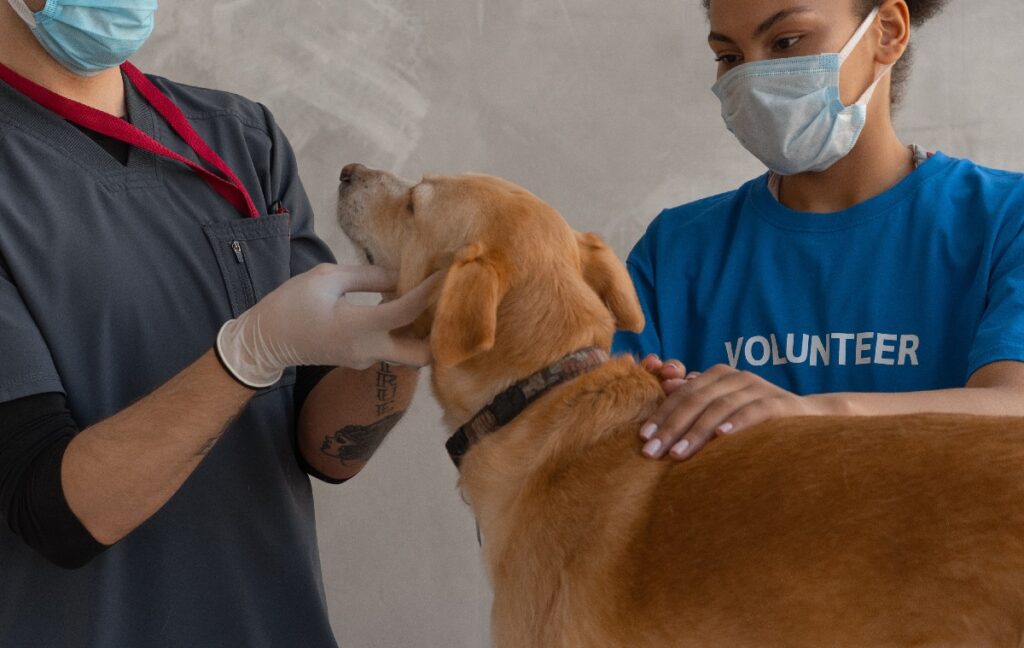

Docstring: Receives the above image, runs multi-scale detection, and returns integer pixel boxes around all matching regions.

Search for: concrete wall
[135,2,1024,645]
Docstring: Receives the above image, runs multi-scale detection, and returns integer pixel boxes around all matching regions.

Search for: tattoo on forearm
[318,363,406,466]
[320,411,405,465]
[376,362,399,416]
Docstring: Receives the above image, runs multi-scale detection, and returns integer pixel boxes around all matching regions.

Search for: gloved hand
[216,264,440,388]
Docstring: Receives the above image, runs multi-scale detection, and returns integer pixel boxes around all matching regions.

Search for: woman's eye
[714,53,741,65]
[774,36,801,51]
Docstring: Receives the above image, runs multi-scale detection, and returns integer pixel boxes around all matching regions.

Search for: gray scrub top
[0,72,339,647]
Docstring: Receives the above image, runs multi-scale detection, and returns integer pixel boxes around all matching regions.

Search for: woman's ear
[575,232,644,333]
[430,242,510,367]
[877,0,911,65]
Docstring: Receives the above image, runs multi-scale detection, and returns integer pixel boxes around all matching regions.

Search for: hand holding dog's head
[337,166,643,372]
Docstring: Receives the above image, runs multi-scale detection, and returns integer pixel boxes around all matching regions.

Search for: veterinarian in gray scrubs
[615,0,1024,461]
[0,1,435,646]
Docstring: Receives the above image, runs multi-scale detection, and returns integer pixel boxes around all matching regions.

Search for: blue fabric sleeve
[0,264,64,403]
[256,103,336,278]
[968,197,1024,378]
[612,224,663,359]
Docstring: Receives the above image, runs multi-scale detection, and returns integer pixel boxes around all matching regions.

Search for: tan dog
[337,164,1024,648]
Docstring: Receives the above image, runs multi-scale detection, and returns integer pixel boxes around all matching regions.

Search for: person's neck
[777,102,913,214]
[0,7,126,116]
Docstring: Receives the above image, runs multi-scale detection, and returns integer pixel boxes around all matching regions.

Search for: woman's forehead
[708,0,853,28]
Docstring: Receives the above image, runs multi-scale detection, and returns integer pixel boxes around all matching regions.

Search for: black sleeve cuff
[21,438,109,569]
[1,393,109,569]
[293,365,334,412]
[294,449,350,485]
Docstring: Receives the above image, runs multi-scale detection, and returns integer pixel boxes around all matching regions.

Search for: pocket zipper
[230,239,258,308]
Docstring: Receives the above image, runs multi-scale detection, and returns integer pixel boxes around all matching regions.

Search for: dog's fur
[338,164,1024,648]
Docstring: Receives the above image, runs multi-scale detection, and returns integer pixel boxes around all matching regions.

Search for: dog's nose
[340,163,365,184]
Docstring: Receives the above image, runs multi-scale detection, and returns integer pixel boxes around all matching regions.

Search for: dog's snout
[340,163,365,184]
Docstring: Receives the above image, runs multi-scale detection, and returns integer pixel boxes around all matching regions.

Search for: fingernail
[663,379,686,390]
[717,422,735,435]
[642,438,663,458]
[670,439,690,457]
[640,423,658,440]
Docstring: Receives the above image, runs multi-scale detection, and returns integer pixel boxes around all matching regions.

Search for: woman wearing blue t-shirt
[614,0,1024,461]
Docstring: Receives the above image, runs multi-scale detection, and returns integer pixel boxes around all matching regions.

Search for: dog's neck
[431,275,617,431]
[445,347,610,466]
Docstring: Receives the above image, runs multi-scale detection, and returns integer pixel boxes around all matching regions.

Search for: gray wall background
[135,2,1024,646]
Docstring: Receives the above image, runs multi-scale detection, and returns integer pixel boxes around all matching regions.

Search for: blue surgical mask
[7,0,158,77]
[711,8,892,176]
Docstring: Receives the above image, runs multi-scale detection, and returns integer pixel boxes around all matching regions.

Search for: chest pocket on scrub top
[203,212,292,318]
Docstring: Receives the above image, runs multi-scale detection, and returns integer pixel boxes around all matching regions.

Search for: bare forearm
[815,362,1024,418]
[298,363,418,482]
[818,386,1024,418]
[62,350,253,545]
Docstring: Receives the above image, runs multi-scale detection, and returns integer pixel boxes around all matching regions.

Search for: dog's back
[463,358,1024,647]
[626,413,1024,647]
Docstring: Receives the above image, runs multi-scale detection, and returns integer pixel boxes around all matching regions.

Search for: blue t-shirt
[613,152,1024,395]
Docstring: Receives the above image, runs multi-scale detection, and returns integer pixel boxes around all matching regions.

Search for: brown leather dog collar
[445,347,609,468]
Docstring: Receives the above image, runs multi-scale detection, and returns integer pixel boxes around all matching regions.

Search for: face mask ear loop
[839,7,881,63]
[856,61,894,108]
[837,7,893,108]
[6,0,37,27]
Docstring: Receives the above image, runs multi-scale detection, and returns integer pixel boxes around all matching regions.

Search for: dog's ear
[575,232,644,333]
[431,242,509,367]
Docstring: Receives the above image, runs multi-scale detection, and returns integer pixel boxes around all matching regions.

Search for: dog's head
[337,164,644,419]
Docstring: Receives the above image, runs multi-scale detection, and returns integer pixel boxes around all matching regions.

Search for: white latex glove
[216,264,440,388]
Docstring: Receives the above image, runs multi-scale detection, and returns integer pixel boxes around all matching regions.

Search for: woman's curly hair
[702,0,952,106]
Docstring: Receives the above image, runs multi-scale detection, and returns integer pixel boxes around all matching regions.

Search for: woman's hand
[638,355,830,461]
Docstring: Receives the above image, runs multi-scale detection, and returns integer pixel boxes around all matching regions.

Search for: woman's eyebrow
[708,6,813,44]
[754,6,813,36]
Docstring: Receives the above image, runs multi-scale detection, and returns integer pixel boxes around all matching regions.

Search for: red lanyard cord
[0,61,260,218]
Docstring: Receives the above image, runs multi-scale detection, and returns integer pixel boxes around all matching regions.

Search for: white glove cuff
[216,319,284,389]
